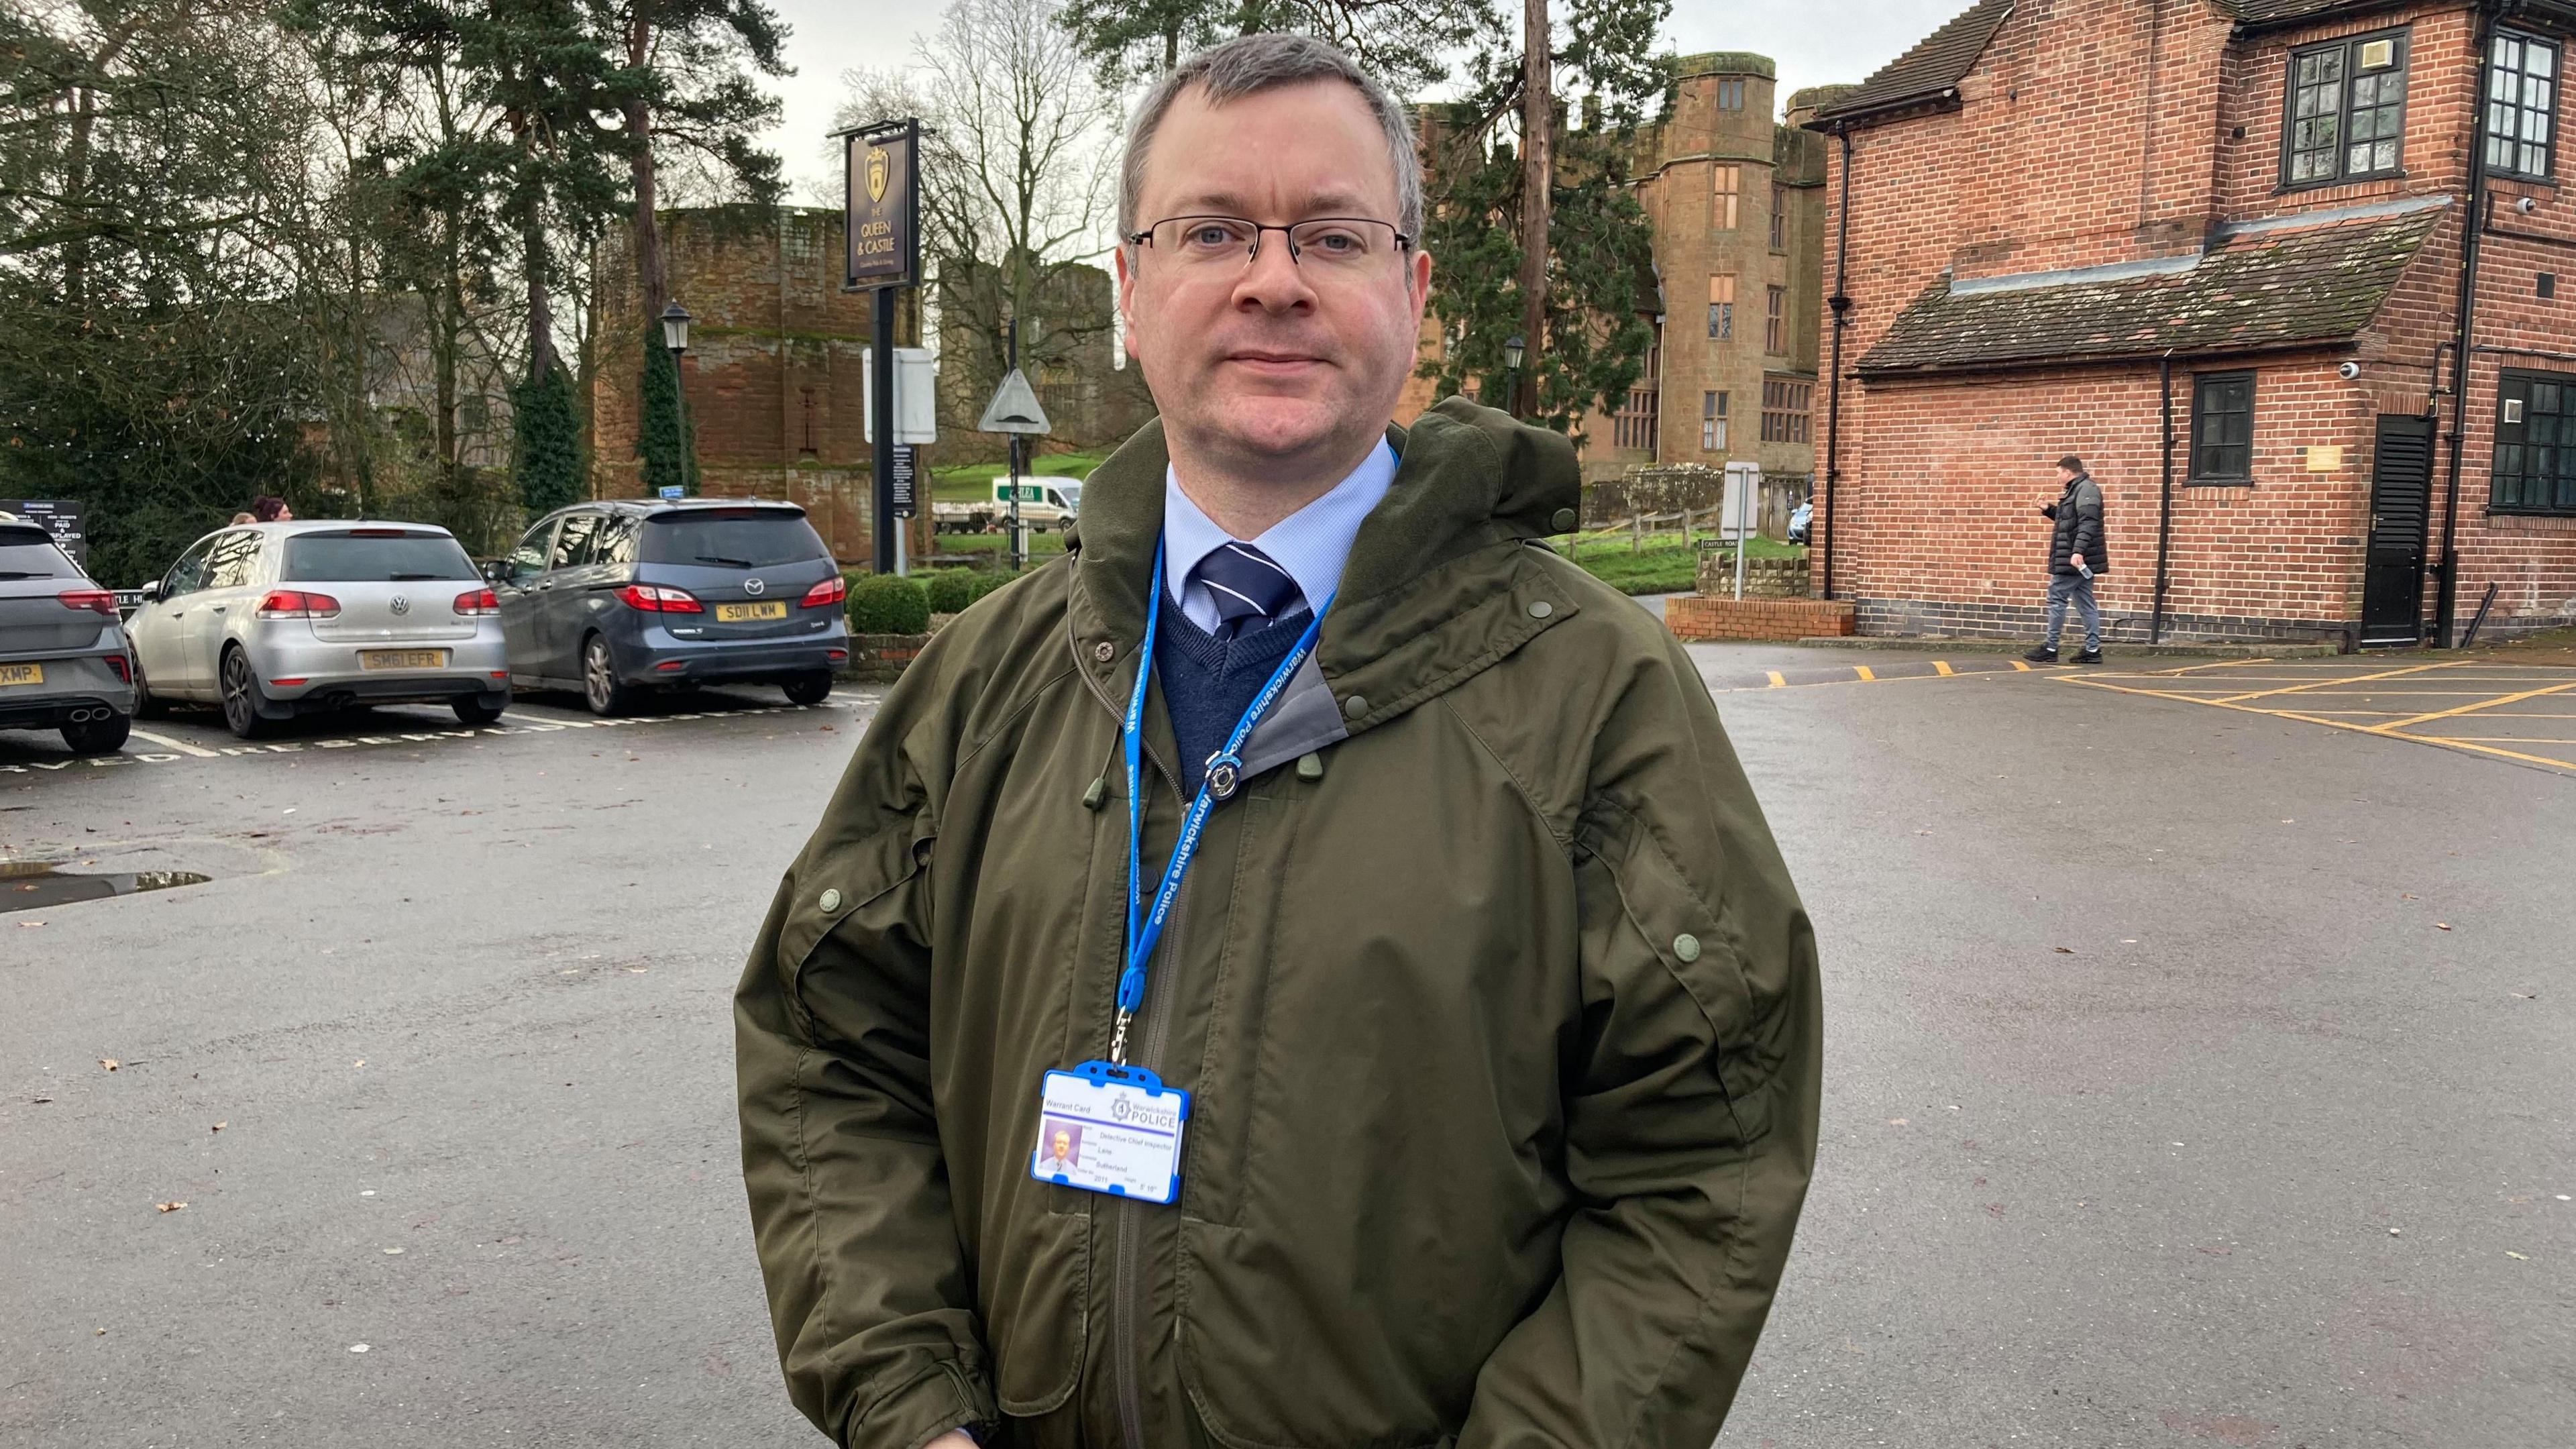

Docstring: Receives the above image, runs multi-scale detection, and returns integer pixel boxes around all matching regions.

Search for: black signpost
[841,117,920,575]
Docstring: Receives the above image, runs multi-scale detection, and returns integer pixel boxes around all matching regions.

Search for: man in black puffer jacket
[2027,455,2108,664]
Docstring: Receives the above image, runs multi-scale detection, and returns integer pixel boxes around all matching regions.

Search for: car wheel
[582,635,635,717]
[219,647,276,739]
[782,670,834,706]
[132,657,168,718]
[453,694,506,727]
[61,711,131,755]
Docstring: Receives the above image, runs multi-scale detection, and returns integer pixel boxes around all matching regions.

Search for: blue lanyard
[1112,539,1330,1064]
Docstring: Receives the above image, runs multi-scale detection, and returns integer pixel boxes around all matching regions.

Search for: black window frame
[2188,371,2257,484]
[2490,368,2576,514]
[2280,28,2411,191]
[2486,30,2560,182]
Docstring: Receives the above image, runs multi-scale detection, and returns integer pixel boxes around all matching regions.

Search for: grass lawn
[929,450,1106,503]
[1563,530,1807,596]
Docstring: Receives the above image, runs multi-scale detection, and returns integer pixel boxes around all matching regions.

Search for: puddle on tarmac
[1,859,212,914]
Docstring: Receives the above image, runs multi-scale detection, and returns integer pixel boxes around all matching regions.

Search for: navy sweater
[1152,590,1313,799]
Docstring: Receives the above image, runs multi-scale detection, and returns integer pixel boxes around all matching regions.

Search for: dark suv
[491,500,849,715]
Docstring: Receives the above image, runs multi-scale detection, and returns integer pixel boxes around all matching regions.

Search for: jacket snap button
[1093,641,1115,663]
[1673,932,1701,963]
[1342,694,1368,718]
[1528,600,1554,619]
[1551,507,1578,531]
[819,888,844,913]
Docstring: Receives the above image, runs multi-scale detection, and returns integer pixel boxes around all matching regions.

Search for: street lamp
[1502,333,1526,418]
[660,301,692,354]
[661,301,694,497]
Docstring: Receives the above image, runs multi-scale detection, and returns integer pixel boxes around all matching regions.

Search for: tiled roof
[2218,0,2390,27]
[1856,207,2445,375]
[1813,0,2014,123]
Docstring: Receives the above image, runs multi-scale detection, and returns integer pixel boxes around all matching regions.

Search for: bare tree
[831,0,1123,429]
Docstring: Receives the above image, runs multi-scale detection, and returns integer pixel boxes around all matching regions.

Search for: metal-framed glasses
[1127,216,1413,272]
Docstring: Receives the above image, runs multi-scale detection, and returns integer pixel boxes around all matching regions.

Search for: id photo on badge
[1036,1119,1083,1173]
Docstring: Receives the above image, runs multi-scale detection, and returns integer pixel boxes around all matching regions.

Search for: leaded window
[2487,32,2559,180]
[1702,390,1727,452]
[2284,31,2409,187]
[2492,370,2576,513]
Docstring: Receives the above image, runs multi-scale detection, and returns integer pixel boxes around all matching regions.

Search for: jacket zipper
[1114,881,1188,1449]
[1066,586,1186,1449]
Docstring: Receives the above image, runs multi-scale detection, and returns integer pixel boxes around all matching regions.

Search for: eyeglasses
[1126,215,1413,272]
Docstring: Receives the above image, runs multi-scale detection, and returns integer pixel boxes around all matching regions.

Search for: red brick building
[590,207,926,565]
[1811,0,2576,645]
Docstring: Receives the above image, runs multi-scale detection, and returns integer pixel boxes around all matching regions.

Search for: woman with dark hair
[250,496,292,523]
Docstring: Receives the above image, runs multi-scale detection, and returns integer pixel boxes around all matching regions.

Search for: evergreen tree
[1057,0,1488,93]
[1421,0,1670,435]
[637,325,690,496]
[511,364,584,514]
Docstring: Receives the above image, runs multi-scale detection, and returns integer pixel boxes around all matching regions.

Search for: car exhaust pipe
[66,706,103,722]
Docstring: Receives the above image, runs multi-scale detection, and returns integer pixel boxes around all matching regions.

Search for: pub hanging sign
[843,119,920,291]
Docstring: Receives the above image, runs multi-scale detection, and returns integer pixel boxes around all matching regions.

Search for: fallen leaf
[382,1246,403,1255]
[94,1328,105,1335]
[2436,922,2453,931]
[352,1059,364,1068]
[155,1201,186,1213]
[31,1096,52,1104]
[210,1122,226,1133]
[349,1344,369,1354]
[1887,1117,1909,1126]
[2053,946,2075,954]
[15,920,43,928]
[98,1058,118,1071]
[2387,1227,2402,1236]
[2506,1250,2530,1260]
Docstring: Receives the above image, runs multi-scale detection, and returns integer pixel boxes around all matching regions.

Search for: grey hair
[1120,33,1423,244]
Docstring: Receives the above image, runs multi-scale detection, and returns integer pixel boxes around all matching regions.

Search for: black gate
[2361,414,2434,646]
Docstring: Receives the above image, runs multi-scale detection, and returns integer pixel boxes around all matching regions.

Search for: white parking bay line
[127,728,219,758]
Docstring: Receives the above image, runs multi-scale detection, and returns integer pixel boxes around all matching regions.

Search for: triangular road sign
[977,368,1052,435]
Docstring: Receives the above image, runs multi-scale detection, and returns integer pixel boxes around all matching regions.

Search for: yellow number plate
[0,663,42,687]
[360,649,447,671]
[716,600,788,623]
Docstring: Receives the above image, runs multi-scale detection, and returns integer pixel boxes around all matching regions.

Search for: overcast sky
[757,0,1972,201]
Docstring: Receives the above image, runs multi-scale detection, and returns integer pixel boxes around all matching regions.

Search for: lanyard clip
[1203,751,1243,801]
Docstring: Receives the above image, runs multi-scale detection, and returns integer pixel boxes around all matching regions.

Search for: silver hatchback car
[126,521,510,738]
[0,514,138,754]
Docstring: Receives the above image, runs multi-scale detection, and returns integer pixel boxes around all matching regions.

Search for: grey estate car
[490,499,847,716]
[127,521,509,738]
[0,515,137,754]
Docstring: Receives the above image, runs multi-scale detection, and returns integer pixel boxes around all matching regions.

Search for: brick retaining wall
[1666,594,1856,641]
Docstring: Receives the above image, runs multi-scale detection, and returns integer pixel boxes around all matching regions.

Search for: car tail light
[655,660,687,672]
[617,584,702,614]
[268,678,309,688]
[801,576,848,608]
[57,589,118,615]
[256,589,341,619]
[453,588,499,616]
[107,654,131,682]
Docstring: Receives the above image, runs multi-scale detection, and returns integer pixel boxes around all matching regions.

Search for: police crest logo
[865,147,888,205]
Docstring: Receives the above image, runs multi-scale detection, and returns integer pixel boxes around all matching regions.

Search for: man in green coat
[737,32,1821,1449]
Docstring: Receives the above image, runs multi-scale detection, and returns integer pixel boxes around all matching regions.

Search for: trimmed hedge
[922,568,977,614]
[846,573,930,634]
[923,568,1018,614]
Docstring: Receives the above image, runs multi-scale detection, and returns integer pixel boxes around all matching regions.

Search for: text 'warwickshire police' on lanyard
[1110,539,1332,1065]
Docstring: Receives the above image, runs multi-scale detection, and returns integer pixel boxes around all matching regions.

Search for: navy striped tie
[1191,541,1303,641]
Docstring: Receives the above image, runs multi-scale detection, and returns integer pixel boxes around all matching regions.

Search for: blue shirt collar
[1162,439,1398,631]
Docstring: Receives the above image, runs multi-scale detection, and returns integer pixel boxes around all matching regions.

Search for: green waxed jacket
[736,398,1821,1449]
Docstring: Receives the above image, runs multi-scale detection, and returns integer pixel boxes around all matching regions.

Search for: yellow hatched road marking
[1854,665,1876,681]
[2056,674,2576,774]
[2212,661,2463,704]
[2375,680,2576,731]
[1933,660,1955,676]
[1766,670,1787,688]
[2012,660,2032,672]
